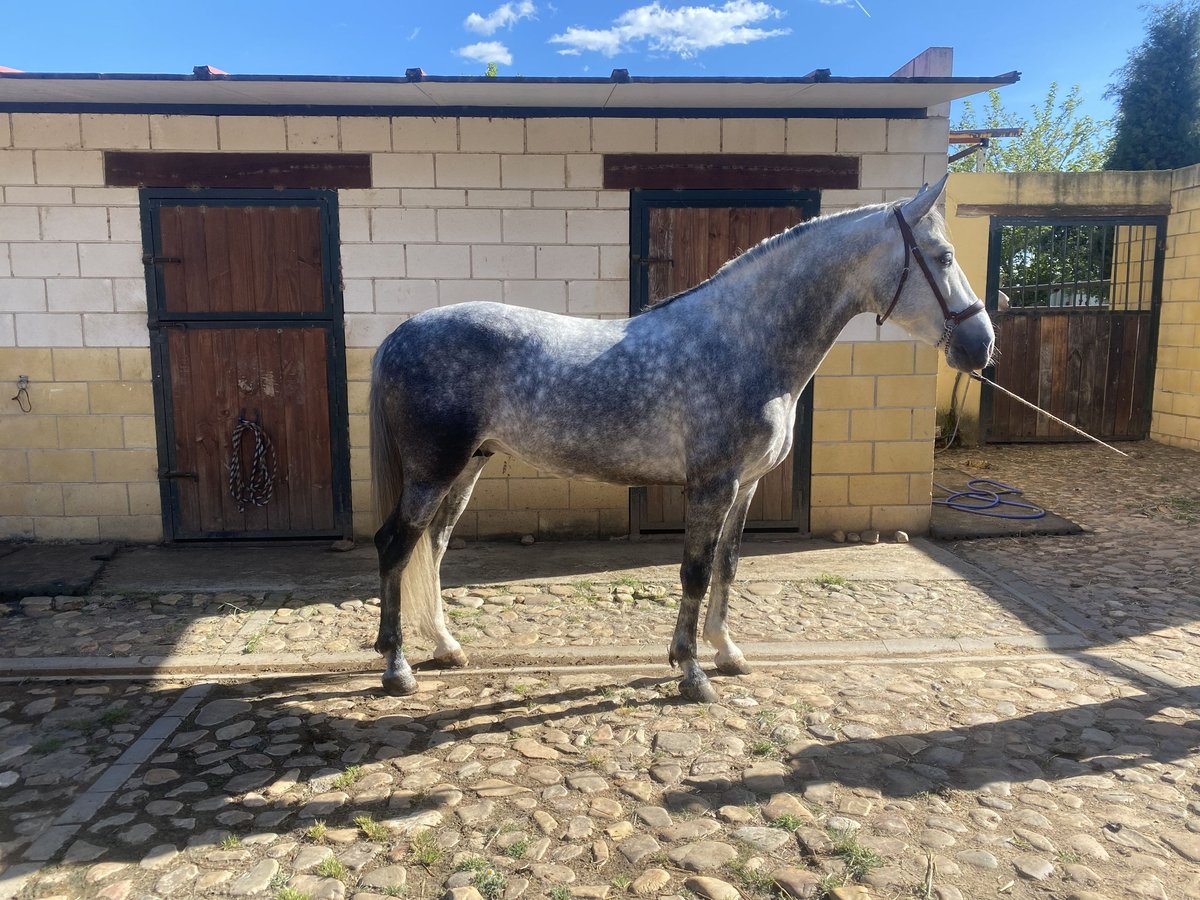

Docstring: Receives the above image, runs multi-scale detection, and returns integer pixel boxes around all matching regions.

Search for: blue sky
[1,1,1154,125]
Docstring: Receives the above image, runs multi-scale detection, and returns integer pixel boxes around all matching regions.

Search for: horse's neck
[692,212,883,388]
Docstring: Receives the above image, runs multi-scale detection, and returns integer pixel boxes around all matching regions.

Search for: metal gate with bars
[982,216,1166,442]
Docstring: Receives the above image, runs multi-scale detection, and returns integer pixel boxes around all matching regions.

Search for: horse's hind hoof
[381,672,419,695]
[432,648,469,669]
[715,654,752,676]
[679,675,719,704]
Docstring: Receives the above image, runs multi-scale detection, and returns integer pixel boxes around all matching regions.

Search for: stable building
[0,49,1017,543]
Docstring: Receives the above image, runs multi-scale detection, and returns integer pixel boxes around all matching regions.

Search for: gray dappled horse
[369,175,994,703]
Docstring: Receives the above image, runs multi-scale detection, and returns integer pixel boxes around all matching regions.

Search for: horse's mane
[639,202,895,314]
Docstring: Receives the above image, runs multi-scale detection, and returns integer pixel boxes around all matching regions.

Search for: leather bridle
[877,206,986,348]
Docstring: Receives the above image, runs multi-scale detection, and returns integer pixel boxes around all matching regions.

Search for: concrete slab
[0,543,115,601]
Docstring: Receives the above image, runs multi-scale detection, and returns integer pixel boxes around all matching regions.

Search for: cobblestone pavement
[0,439,1198,900]
[939,441,1200,661]
[0,577,1063,665]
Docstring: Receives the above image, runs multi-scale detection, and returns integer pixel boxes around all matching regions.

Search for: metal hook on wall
[12,375,31,413]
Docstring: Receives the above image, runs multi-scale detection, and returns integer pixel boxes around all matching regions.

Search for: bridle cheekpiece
[877,206,985,348]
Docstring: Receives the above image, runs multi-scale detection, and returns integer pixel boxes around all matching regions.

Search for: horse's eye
[938,252,953,267]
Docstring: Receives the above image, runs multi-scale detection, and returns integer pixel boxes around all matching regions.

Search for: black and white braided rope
[228,417,277,512]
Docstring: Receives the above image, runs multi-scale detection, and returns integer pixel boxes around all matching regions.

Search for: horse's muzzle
[945,318,995,373]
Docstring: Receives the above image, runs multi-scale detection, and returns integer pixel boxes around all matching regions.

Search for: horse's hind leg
[703,479,759,676]
[375,482,453,695]
[671,478,738,703]
[424,455,489,668]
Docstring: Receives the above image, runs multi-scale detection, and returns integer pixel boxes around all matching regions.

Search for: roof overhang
[0,70,1020,117]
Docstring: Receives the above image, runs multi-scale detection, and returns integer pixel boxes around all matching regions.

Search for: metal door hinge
[631,255,674,266]
[143,254,183,265]
[160,469,198,481]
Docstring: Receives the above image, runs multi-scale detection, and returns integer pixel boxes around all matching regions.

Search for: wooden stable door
[632,200,816,534]
[147,196,350,540]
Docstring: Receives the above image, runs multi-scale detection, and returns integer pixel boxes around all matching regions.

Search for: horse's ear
[901,173,949,222]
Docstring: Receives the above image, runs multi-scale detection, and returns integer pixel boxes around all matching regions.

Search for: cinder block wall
[1153,164,1200,450]
[0,114,157,541]
[1,111,947,542]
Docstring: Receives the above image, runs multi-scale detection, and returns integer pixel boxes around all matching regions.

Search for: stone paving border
[16,682,213,863]
[0,633,1092,680]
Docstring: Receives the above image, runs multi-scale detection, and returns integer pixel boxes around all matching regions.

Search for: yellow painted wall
[940,171,1174,444]
[0,347,160,541]
[1152,163,1200,450]
[810,341,939,536]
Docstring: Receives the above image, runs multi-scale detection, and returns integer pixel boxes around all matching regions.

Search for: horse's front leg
[670,478,738,703]
[704,479,758,675]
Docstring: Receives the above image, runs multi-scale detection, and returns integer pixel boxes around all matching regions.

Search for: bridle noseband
[877,206,986,347]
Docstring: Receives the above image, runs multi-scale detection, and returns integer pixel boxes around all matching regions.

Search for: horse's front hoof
[382,671,419,695]
[715,654,752,676]
[679,674,719,703]
[432,648,469,669]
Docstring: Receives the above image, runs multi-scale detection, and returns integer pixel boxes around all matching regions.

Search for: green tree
[484,62,499,78]
[1105,1,1200,170]
[950,83,1111,172]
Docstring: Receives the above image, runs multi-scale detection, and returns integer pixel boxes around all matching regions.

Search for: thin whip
[970,372,1130,458]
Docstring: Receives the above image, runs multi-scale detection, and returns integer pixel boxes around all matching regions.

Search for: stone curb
[20,682,214,862]
[0,633,1090,679]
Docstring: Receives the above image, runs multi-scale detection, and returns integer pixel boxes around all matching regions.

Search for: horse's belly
[481,434,687,486]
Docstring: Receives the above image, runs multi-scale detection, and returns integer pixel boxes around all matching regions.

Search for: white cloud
[456,41,514,65]
[465,1,536,35]
[548,1,789,59]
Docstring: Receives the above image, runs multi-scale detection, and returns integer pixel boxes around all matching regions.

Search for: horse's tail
[370,354,442,642]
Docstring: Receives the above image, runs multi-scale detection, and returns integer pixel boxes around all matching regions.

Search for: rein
[877,206,986,347]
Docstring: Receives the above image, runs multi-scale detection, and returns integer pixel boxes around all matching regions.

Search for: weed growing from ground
[548,887,571,900]
[219,834,241,849]
[354,815,389,842]
[748,738,780,758]
[242,632,263,654]
[501,839,529,859]
[454,860,505,900]
[814,573,848,588]
[32,736,63,755]
[828,828,882,880]
[315,857,347,881]
[304,820,327,842]
[409,831,442,868]
[274,888,310,900]
[332,765,364,790]
[728,861,778,896]
[268,872,290,891]
[99,706,130,726]
[770,814,806,831]
[817,873,845,897]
